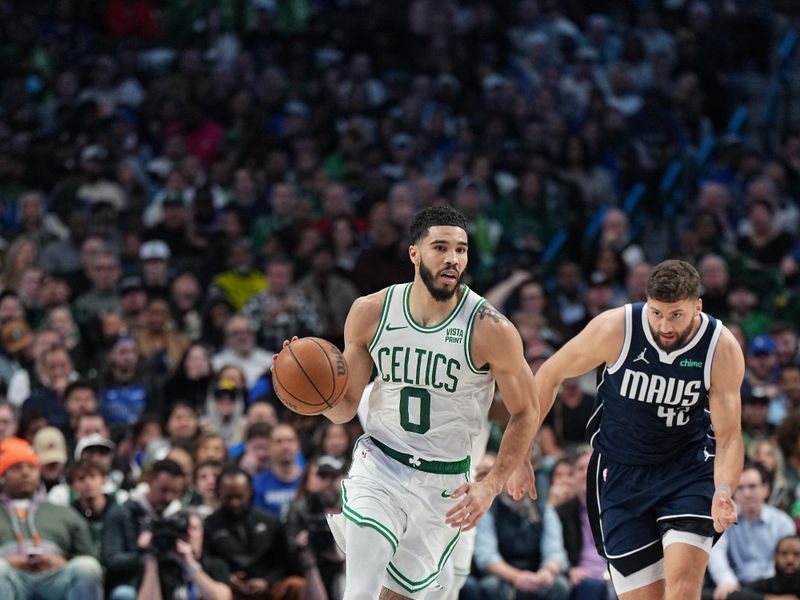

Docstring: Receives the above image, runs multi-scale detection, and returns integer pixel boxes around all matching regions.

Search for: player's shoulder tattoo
[477,302,508,324]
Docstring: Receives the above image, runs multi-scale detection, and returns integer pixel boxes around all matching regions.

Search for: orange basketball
[272,337,349,415]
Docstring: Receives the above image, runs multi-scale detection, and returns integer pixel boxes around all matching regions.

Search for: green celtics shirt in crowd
[366,283,495,464]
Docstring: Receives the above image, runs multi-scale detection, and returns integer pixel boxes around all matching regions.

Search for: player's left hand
[445,481,497,531]
[507,461,537,501]
[711,487,737,533]
[271,336,300,369]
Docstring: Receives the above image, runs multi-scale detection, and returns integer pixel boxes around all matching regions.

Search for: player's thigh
[340,444,409,554]
[662,533,711,599]
[385,470,468,597]
[588,452,663,572]
[617,580,665,600]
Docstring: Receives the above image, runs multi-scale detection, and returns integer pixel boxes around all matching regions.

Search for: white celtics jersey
[366,283,496,463]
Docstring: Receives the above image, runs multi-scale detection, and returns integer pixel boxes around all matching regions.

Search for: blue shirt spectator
[708,464,796,596]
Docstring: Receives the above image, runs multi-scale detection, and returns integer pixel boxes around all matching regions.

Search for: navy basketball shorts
[586,444,716,576]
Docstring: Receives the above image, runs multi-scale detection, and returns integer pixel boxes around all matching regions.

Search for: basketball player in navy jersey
[530,260,742,599]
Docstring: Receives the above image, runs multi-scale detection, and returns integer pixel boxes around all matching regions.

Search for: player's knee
[665,577,703,600]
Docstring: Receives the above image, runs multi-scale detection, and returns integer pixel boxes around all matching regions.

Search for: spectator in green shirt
[0,437,102,600]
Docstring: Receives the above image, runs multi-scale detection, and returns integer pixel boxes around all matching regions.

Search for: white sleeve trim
[607,304,632,375]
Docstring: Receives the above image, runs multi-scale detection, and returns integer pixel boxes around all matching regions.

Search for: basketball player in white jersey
[280,206,539,599]
[357,378,493,599]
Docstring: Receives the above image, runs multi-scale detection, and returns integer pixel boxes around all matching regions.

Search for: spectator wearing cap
[211,315,272,389]
[285,455,347,598]
[205,377,245,447]
[0,437,103,600]
[73,251,122,326]
[118,275,147,330]
[138,239,171,297]
[32,426,69,502]
[0,317,34,387]
[707,463,796,600]
[744,335,780,403]
[741,387,774,449]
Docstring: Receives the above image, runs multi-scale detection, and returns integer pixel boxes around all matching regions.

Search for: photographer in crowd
[204,467,326,600]
[285,455,346,599]
[101,458,184,599]
[0,437,103,599]
[137,510,231,600]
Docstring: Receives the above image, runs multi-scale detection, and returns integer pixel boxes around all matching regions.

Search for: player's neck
[408,281,463,327]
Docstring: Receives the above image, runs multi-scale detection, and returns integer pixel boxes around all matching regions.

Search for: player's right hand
[711,487,737,533]
[271,336,300,368]
[507,461,537,501]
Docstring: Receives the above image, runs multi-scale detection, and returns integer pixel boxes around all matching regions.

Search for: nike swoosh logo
[386,324,408,331]
[441,490,452,498]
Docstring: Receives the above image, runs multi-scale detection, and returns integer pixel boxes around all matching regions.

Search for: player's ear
[409,244,419,266]
[696,297,703,313]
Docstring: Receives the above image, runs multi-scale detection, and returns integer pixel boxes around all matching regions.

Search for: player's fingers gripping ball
[272,337,349,415]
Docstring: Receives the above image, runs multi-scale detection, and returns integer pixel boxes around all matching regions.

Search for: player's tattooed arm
[477,303,508,324]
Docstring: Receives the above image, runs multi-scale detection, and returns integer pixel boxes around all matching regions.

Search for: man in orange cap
[0,437,103,599]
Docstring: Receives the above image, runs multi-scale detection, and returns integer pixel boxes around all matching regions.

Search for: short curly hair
[409,206,468,244]
[646,259,701,302]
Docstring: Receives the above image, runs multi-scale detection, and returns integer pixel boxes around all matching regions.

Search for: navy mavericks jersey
[588,302,723,466]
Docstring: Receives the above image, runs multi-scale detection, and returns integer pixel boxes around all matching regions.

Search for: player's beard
[648,315,696,351]
[419,259,463,302]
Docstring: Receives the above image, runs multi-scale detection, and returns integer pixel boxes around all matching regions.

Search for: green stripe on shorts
[340,481,399,553]
[386,529,461,592]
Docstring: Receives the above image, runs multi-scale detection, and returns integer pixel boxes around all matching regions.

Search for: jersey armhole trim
[465,299,490,374]
[607,304,632,374]
[704,319,723,391]
[368,285,395,354]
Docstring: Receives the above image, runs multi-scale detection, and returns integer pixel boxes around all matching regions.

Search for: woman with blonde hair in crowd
[2,237,39,291]
[748,436,794,513]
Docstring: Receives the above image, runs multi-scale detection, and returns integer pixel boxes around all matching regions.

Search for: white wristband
[715,484,732,496]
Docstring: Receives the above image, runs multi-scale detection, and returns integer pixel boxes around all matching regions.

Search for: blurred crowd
[0,0,800,598]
